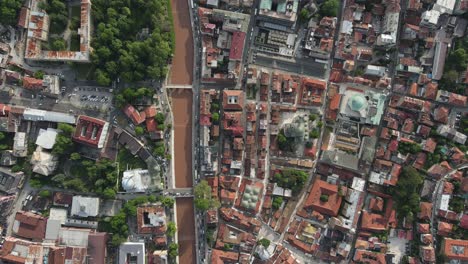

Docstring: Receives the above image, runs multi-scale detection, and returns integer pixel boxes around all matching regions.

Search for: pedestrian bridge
[166,85,192,89]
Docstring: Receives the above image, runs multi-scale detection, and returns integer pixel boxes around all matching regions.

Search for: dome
[348,94,367,111]
[122,177,135,190]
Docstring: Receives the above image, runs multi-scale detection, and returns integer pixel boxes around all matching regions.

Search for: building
[12,211,47,241]
[0,195,15,224]
[35,128,58,149]
[229,31,246,61]
[258,0,299,29]
[137,205,166,235]
[437,125,467,144]
[13,132,28,157]
[123,104,146,125]
[442,238,468,262]
[71,196,100,218]
[0,169,24,195]
[42,75,60,97]
[30,146,58,176]
[338,89,386,125]
[22,76,43,90]
[119,242,145,264]
[211,249,239,263]
[223,90,244,111]
[73,115,110,148]
[299,78,326,106]
[420,10,441,28]
[433,0,456,14]
[122,169,151,193]
[24,0,92,62]
[304,179,342,217]
[22,108,76,123]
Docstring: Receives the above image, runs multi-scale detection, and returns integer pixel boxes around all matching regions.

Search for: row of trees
[90,0,175,85]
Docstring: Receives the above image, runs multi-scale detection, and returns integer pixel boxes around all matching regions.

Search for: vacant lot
[171,89,193,188]
[176,198,196,264]
[170,0,194,85]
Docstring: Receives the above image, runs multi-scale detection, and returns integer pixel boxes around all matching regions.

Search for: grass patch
[70,33,80,51]
[117,148,147,176]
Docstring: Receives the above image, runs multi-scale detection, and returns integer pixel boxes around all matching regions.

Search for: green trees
[34,70,45,79]
[392,166,424,220]
[161,196,175,208]
[258,238,270,248]
[155,113,165,124]
[212,112,220,123]
[309,129,320,139]
[168,243,178,258]
[50,38,66,51]
[194,180,220,211]
[272,196,283,210]
[53,124,76,156]
[42,0,68,34]
[134,126,144,136]
[273,169,308,193]
[398,141,422,155]
[0,0,23,26]
[166,221,176,237]
[320,0,339,17]
[298,9,310,24]
[153,142,166,157]
[115,87,154,106]
[90,0,174,84]
[38,190,51,198]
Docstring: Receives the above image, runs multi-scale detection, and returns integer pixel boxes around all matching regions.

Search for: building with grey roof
[71,196,100,218]
[119,242,145,264]
[321,150,359,172]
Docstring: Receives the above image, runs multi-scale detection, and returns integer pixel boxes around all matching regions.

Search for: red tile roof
[72,115,108,148]
[13,211,47,240]
[438,221,453,236]
[222,90,244,111]
[144,106,157,118]
[418,202,432,221]
[229,31,246,61]
[146,118,157,132]
[360,211,387,232]
[22,76,43,90]
[123,104,146,125]
[211,249,239,264]
[443,238,468,261]
[304,179,342,216]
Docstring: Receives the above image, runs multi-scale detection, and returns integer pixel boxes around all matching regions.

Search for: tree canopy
[392,166,424,220]
[194,180,220,211]
[320,0,339,18]
[90,0,175,85]
[398,141,422,155]
[273,169,308,193]
[0,0,23,26]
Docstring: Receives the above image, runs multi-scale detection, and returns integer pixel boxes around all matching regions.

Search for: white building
[433,0,456,14]
[13,132,27,157]
[71,196,100,218]
[122,169,151,193]
[35,128,58,149]
[365,65,387,77]
[119,242,145,264]
[420,10,440,28]
[30,146,58,176]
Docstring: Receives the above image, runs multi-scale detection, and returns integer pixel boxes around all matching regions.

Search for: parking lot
[69,87,113,112]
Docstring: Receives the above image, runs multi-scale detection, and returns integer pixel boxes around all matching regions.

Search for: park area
[170,0,194,85]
